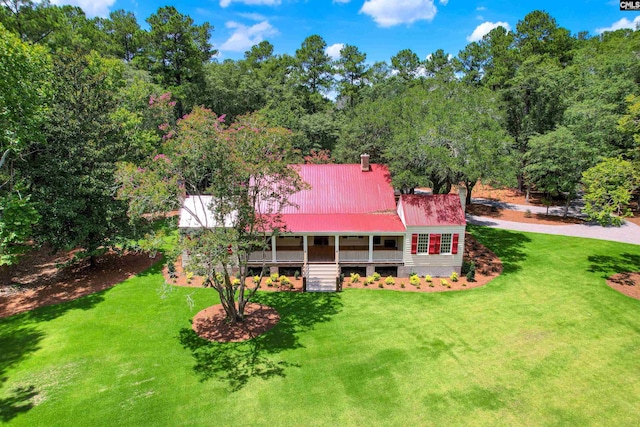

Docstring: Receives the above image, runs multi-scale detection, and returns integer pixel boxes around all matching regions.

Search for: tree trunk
[465,180,475,205]
[517,174,525,193]
[525,185,530,204]
[564,196,571,218]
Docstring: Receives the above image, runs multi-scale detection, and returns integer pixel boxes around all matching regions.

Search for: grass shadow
[587,253,640,278]
[467,225,531,274]
[178,292,342,391]
[0,284,113,421]
[0,317,44,422]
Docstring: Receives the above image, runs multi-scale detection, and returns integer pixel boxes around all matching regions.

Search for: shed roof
[399,194,466,227]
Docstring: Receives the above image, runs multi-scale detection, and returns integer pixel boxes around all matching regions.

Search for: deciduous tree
[582,158,639,226]
[118,109,307,323]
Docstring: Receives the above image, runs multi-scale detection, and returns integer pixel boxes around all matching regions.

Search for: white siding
[402,226,465,268]
[397,201,406,226]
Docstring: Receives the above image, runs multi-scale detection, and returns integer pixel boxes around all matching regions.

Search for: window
[417,234,429,254]
[440,234,452,254]
[373,236,381,245]
[411,233,459,255]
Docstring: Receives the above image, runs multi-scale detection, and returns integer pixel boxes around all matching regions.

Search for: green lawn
[2,226,640,426]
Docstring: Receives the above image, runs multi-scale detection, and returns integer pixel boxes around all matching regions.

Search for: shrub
[416,285,421,289]
[279,275,291,286]
[253,275,261,285]
[409,275,420,286]
[372,272,381,281]
[450,272,458,282]
[400,283,405,288]
[167,262,177,279]
[185,271,194,283]
[441,279,450,288]
[266,278,273,287]
[232,278,241,286]
[425,275,432,283]
[378,282,383,288]
[384,276,395,286]
[429,282,434,287]
[466,264,476,282]
[214,272,224,284]
[294,270,300,280]
[350,272,361,283]
[365,276,375,285]
[524,209,532,218]
[270,273,279,282]
[461,261,475,275]
[462,282,467,287]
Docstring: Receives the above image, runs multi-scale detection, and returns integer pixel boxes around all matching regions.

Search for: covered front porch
[248,234,404,264]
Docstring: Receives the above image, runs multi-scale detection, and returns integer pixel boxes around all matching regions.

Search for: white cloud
[466,21,510,42]
[220,0,280,7]
[219,20,278,52]
[476,6,486,11]
[439,0,449,4]
[325,43,344,60]
[50,0,115,17]
[360,0,437,27]
[333,0,351,3]
[238,12,267,21]
[596,16,640,34]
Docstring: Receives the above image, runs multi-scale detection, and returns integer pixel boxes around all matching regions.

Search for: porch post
[303,235,308,264]
[271,236,277,263]
[335,235,340,263]
[368,235,374,262]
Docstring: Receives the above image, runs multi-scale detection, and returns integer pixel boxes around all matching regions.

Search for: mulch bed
[467,203,584,225]
[471,182,565,207]
[607,272,640,300]
[192,303,280,342]
[0,247,160,318]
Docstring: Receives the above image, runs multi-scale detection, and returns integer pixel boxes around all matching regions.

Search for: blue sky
[52,1,640,63]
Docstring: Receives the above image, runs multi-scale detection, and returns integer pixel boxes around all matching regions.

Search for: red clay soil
[607,272,640,300]
[0,246,160,318]
[466,203,584,226]
[192,303,280,342]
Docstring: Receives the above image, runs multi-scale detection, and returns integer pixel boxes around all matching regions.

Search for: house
[179,155,467,291]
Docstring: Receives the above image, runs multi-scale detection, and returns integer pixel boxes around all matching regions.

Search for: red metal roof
[280,164,396,214]
[400,194,466,227]
[280,213,406,233]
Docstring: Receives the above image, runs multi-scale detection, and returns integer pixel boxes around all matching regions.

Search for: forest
[1,1,639,266]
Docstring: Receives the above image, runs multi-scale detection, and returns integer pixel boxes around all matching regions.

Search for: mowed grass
[1,226,640,426]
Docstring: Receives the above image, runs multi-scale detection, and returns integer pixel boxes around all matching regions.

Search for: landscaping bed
[607,271,640,300]
[0,246,160,318]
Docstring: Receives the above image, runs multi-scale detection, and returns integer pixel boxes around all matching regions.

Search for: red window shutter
[452,234,459,254]
[428,234,441,254]
[411,234,418,254]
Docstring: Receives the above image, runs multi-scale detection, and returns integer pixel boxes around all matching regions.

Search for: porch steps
[306,263,338,292]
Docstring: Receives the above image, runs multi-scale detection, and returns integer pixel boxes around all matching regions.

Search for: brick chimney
[360,153,370,172]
